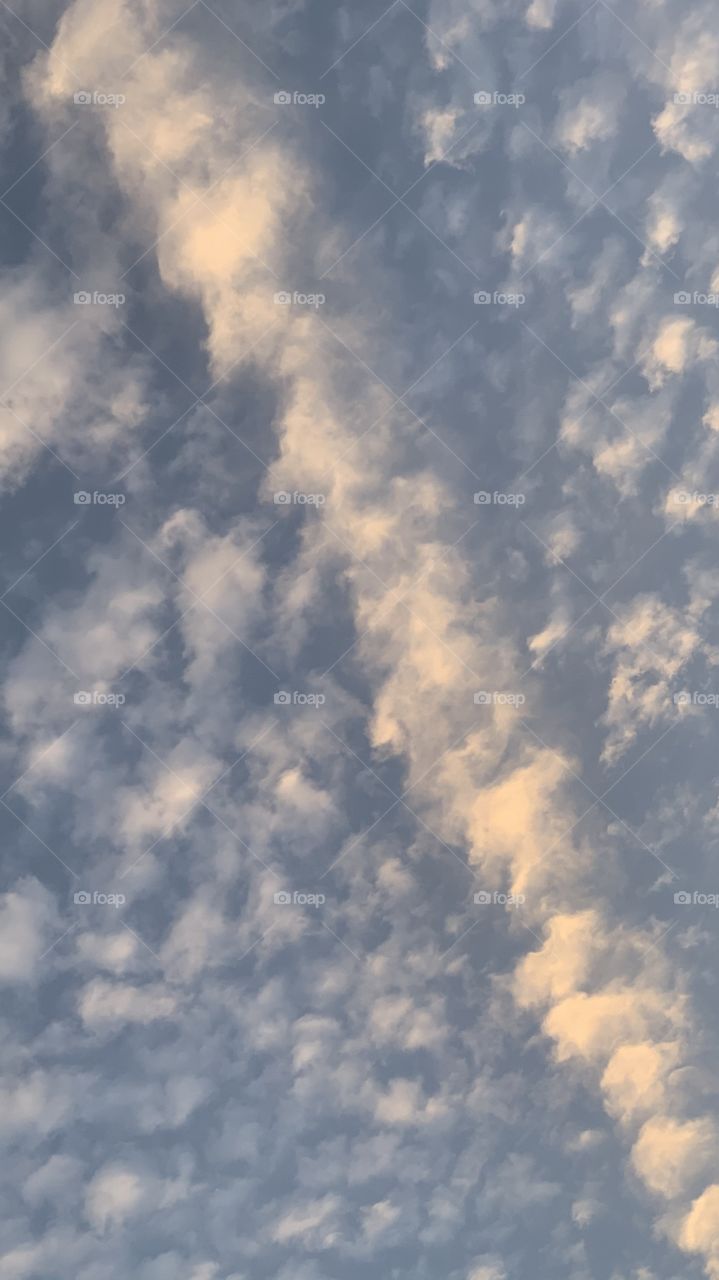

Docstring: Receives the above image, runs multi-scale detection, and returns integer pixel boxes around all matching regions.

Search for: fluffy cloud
[85,1164,145,1232]
[78,979,178,1027]
[4,1,719,1278]
[0,879,58,982]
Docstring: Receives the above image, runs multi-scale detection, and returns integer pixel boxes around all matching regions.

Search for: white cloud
[78,979,178,1027]
[631,1116,717,1199]
[85,1164,145,1232]
[271,1194,343,1249]
[0,879,58,983]
[554,74,627,154]
[10,4,719,1280]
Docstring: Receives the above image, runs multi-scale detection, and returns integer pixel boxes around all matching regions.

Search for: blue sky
[2,0,719,1277]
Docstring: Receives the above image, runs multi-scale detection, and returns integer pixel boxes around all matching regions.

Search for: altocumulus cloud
[1,1,718,1279]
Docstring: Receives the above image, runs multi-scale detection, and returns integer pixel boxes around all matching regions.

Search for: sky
[1,0,719,1277]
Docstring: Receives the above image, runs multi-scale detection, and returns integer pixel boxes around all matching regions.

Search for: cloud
[23,1155,84,1206]
[0,1069,82,1140]
[631,1116,717,1199]
[271,1194,343,1249]
[601,1041,680,1124]
[554,74,627,155]
[78,979,178,1027]
[85,1164,145,1232]
[467,1264,506,1280]
[525,0,557,29]
[421,107,462,165]
[600,594,707,764]
[6,2,719,1279]
[374,1078,448,1127]
[75,929,139,973]
[678,1185,719,1278]
[0,879,58,983]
